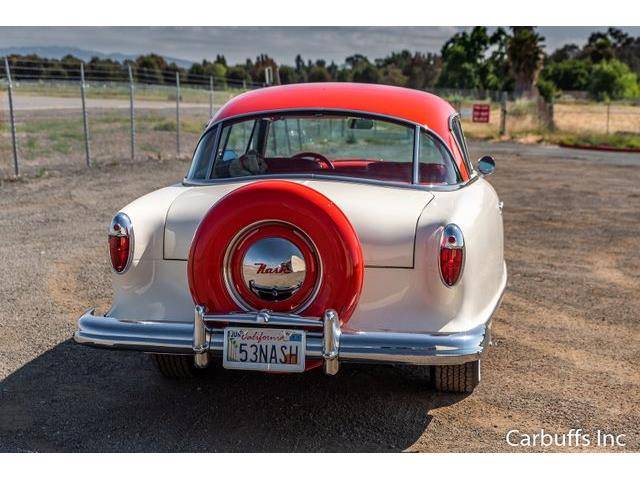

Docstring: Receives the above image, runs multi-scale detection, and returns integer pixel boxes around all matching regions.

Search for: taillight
[439,224,464,287]
[109,213,133,273]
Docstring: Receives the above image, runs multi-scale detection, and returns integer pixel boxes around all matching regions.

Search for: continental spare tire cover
[188,180,364,323]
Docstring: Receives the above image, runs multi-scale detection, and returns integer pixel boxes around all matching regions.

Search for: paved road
[479,140,640,166]
[0,141,638,452]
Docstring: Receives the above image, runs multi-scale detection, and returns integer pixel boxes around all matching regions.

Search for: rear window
[188,112,459,185]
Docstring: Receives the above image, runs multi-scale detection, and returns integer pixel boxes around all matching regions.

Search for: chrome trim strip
[448,112,475,177]
[412,124,420,184]
[203,309,324,328]
[183,172,480,192]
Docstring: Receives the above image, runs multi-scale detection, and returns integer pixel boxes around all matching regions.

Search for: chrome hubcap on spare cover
[241,237,306,301]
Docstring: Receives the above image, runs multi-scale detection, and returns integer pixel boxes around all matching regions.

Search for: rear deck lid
[164,179,432,267]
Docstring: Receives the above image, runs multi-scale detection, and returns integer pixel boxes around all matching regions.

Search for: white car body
[110,178,506,334]
[75,83,506,392]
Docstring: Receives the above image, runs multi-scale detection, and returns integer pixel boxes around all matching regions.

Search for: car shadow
[0,340,467,452]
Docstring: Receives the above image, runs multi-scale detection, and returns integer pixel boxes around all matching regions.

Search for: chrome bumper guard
[74,306,491,374]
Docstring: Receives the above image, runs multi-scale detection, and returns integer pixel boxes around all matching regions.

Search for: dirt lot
[0,141,639,452]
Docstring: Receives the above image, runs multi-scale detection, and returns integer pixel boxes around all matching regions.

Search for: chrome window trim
[204,124,222,180]
[412,124,420,184]
[187,108,472,191]
[448,112,475,177]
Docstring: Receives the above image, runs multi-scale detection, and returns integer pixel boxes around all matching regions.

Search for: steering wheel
[291,151,334,170]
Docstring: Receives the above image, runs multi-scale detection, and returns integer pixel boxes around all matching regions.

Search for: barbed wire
[1,58,265,87]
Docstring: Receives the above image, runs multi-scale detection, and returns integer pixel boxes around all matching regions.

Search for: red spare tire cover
[188,180,364,324]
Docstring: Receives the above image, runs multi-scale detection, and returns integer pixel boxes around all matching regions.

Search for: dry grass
[459,99,640,148]
[554,103,640,134]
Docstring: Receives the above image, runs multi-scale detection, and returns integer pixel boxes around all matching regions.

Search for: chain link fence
[2,61,640,179]
[435,88,640,142]
[0,58,263,178]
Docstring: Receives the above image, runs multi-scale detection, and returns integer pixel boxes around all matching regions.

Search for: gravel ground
[0,142,639,452]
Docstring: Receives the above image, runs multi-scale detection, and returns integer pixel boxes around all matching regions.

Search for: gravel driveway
[0,142,638,452]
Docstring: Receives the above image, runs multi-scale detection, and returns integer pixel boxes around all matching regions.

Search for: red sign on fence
[472,104,491,123]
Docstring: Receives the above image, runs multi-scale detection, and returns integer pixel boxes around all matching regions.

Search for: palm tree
[507,27,546,97]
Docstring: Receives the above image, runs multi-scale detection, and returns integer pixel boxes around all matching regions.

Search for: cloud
[0,26,638,65]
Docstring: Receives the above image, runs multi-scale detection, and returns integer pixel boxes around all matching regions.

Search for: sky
[1,26,639,65]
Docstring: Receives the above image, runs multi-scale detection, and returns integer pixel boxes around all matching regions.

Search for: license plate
[223,327,306,372]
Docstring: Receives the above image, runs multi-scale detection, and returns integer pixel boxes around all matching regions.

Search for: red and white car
[75,83,506,393]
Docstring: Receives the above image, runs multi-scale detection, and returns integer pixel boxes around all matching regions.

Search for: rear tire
[432,361,480,393]
[151,354,201,379]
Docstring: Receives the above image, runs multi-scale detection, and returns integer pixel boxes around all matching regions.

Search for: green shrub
[588,60,640,101]
[536,78,558,103]
[540,60,591,91]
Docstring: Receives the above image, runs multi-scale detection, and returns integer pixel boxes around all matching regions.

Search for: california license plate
[223,327,306,372]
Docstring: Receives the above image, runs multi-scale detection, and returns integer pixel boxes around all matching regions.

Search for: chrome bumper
[74,306,491,374]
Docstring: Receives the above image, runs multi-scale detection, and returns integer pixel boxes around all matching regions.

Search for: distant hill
[0,46,194,68]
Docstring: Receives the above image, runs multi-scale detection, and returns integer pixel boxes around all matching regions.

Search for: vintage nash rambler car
[75,83,507,393]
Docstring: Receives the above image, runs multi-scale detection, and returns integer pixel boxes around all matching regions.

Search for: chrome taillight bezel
[439,223,465,287]
[109,212,134,274]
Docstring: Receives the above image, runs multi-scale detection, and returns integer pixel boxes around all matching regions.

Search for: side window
[210,120,262,178]
[187,126,218,180]
[418,131,460,185]
[217,121,254,160]
[450,115,472,172]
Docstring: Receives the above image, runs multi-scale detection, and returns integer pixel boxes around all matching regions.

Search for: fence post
[3,57,19,176]
[548,98,555,131]
[128,65,135,161]
[80,62,92,168]
[176,71,181,157]
[499,91,508,136]
[209,76,214,118]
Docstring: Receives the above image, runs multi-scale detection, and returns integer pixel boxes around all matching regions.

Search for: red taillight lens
[109,235,130,272]
[109,213,132,273]
[439,224,464,287]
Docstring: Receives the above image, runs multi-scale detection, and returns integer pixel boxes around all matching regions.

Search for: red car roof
[211,82,456,138]
[210,82,469,180]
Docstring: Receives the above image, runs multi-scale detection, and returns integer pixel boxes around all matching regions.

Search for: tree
[381,66,407,86]
[549,43,581,62]
[307,65,332,82]
[345,54,370,70]
[135,53,169,84]
[215,54,227,67]
[507,27,545,97]
[278,65,299,84]
[588,59,640,100]
[226,66,252,87]
[437,27,491,89]
[483,27,512,91]
[540,59,591,91]
[352,63,380,84]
